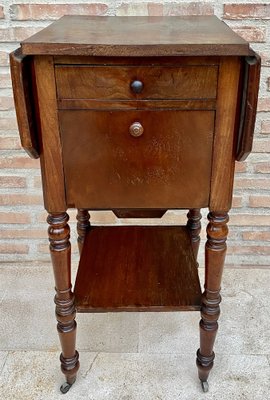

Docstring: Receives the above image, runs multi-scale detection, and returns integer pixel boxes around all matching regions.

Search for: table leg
[47,212,79,393]
[76,209,91,255]
[186,208,202,260]
[196,211,229,392]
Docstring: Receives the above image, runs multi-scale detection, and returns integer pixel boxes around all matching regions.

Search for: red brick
[222,230,239,241]
[0,212,30,224]
[257,98,270,112]
[0,176,26,188]
[0,137,21,150]
[235,162,247,173]
[33,175,42,188]
[230,214,270,226]
[0,229,46,239]
[0,97,15,111]
[116,2,166,16]
[235,178,270,190]
[243,231,270,241]
[261,121,270,134]
[164,2,214,15]
[163,2,214,15]
[227,245,270,255]
[38,243,50,254]
[224,4,270,20]
[116,3,153,15]
[249,196,270,208]
[252,139,270,153]
[260,52,270,67]
[0,243,29,254]
[0,156,40,169]
[0,27,40,42]
[232,196,243,208]
[0,51,9,66]
[0,73,11,88]
[231,27,266,43]
[36,211,48,223]
[254,162,270,174]
[0,194,42,206]
[11,4,108,20]
[0,118,18,130]
[148,3,163,16]
[116,2,213,16]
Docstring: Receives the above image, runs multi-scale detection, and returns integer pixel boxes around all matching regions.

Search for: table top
[21,15,250,57]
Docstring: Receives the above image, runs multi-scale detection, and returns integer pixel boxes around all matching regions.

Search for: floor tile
[0,350,97,400]
[0,265,139,353]
[138,312,199,354]
[0,352,8,375]
[139,268,270,356]
[1,351,268,400]
[216,269,270,355]
[0,266,57,351]
[76,313,139,353]
[0,265,269,399]
[62,353,270,400]
[0,266,18,303]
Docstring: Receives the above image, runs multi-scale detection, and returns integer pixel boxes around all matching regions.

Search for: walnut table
[10,15,260,394]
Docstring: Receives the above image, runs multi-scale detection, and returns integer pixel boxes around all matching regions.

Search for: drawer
[55,65,218,100]
[59,110,214,209]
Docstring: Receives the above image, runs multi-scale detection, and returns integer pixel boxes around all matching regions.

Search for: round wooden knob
[129,122,144,137]
[130,80,144,94]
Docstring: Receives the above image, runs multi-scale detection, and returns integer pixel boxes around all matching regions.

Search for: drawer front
[59,110,214,209]
[55,65,218,100]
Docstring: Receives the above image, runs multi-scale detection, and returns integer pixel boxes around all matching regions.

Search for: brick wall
[0,1,269,266]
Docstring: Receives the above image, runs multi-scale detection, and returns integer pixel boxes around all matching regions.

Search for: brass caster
[201,380,209,393]
[60,382,73,394]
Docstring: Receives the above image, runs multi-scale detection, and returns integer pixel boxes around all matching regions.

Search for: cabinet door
[59,110,214,209]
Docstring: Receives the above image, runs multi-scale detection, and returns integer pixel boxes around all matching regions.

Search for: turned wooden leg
[47,212,79,393]
[186,208,202,260]
[196,211,229,392]
[76,209,91,255]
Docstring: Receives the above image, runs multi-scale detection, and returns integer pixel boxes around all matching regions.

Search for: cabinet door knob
[129,122,144,137]
[130,80,144,94]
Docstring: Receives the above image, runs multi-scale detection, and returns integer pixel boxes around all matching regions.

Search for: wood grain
[47,212,79,385]
[236,53,261,161]
[57,99,216,111]
[186,209,202,260]
[209,57,241,212]
[74,226,202,312]
[54,55,220,66]
[197,212,229,384]
[34,56,66,212]
[59,109,215,209]
[9,48,39,159]
[76,209,91,255]
[21,16,250,56]
[55,65,218,100]
[112,209,167,218]
[10,15,262,391]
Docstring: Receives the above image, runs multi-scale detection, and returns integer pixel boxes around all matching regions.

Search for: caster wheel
[201,381,209,393]
[60,382,72,394]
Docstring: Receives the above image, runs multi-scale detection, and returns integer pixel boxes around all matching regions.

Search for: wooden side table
[10,15,260,393]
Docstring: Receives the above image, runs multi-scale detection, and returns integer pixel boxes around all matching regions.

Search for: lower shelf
[74,225,202,312]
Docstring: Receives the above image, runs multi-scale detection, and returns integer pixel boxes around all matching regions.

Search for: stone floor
[0,263,269,400]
